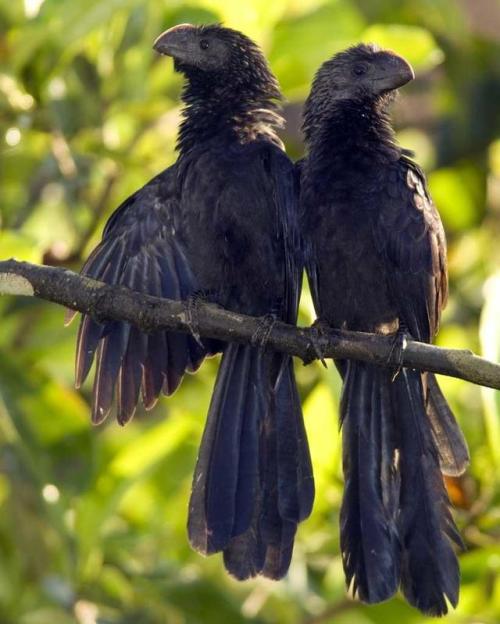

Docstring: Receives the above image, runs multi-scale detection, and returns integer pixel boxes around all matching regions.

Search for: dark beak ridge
[374,51,415,92]
[153,23,195,56]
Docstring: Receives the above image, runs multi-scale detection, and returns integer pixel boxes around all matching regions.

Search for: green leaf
[303,372,342,512]
[270,0,366,99]
[0,351,88,446]
[0,231,42,263]
[19,608,75,624]
[10,0,140,70]
[361,24,444,71]
[428,163,484,232]
[197,0,288,41]
[109,411,193,478]
[479,273,500,471]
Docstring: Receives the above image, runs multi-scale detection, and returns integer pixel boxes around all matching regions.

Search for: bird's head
[311,43,414,104]
[153,23,281,99]
[303,44,414,142]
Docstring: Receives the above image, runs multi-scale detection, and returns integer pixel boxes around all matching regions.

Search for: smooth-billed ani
[299,44,469,615]
[72,24,314,579]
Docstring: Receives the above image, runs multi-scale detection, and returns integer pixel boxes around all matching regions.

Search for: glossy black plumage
[72,170,212,424]
[339,361,400,603]
[300,44,468,614]
[75,24,313,578]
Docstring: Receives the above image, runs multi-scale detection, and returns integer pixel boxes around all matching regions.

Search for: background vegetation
[1,0,499,622]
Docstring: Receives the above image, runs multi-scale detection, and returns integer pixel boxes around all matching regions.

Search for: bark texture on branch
[0,259,499,390]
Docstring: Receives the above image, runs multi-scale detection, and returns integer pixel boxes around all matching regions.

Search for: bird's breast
[306,199,398,332]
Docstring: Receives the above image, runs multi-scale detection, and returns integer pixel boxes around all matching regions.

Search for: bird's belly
[186,214,284,316]
[313,211,398,333]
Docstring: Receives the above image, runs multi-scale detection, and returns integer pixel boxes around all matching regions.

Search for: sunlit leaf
[489,139,500,176]
[109,411,194,478]
[0,231,42,263]
[303,371,342,511]
[479,273,500,471]
[0,352,88,445]
[270,0,366,99]
[428,163,484,232]
[197,0,288,41]
[361,24,444,71]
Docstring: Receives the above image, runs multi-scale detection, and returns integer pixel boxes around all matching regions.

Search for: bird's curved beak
[372,51,415,93]
[153,23,195,58]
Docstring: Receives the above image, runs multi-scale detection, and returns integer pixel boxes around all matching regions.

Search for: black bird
[300,44,469,615]
[73,24,314,579]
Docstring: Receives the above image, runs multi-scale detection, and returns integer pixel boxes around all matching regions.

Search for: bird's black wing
[375,155,448,344]
[272,148,303,326]
[375,155,468,472]
[296,158,322,319]
[72,166,215,425]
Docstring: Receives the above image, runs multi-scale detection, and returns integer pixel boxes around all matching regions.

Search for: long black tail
[340,362,462,613]
[339,361,401,603]
[188,345,314,579]
[396,368,462,615]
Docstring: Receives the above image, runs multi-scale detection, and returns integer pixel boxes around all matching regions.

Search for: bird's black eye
[353,64,367,77]
[200,39,209,50]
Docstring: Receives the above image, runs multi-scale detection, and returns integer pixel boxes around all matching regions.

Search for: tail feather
[75,314,103,388]
[261,522,296,580]
[142,332,167,410]
[223,499,297,581]
[256,360,306,580]
[339,361,400,603]
[188,344,262,555]
[230,358,262,538]
[223,473,266,580]
[91,322,130,424]
[396,369,461,616]
[197,355,314,580]
[260,498,297,580]
[259,372,302,579]
[117,326,144,424]
[275,361,315,523]
[379,372,401,518]
[76,257,123,390]
[425,373,470,477]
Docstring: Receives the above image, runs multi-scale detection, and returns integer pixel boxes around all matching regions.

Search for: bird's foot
[387,324,410,381]
[183,291,211,348]
[305,318,329,368]
[251,313,277,350]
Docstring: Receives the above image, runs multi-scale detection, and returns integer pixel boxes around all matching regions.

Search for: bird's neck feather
[177,76,284,155]
[305,98,401,177]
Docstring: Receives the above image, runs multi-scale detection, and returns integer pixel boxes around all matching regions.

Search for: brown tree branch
[0,259,499,390]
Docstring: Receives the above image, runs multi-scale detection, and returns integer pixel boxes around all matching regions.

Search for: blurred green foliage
[1,0,499,622]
